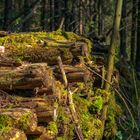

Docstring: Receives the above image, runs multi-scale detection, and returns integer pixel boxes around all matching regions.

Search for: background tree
[136,0,140,71]
[3,0,13,30]
[131,0,137,65]
[101,0,123,139]
[120,0,127,59]
[22,0,31,31]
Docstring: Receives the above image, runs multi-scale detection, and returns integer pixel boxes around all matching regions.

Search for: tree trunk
[135,0,140,71]
[131,0,137,65]
[98,0,104,36]
[100,0,123,139]
[54,0,59,30]
[49,0,55,31]
[64,0,68,31]
[3,0,12,30]
[120,0,127,59]
[22,0,31,31]
[41,0,47,30]
[105,0,123,90]
[79,0,83,35]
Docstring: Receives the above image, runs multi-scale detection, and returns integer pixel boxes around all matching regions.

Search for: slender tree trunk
[64,0,68,31]
[93,0,98,35]
[105,0,123,90]
[22,0,31,31]
[49,0,54,31]
[98,0,104,36]
[79,0,83,35]
[3,0,12,30]
[131,0,137,65]
[100,0,123,139]
[135,0,140,71]
[41,0,47,30]
[71,0,76,31]
[54,0,59,30]
[120,0,127,58]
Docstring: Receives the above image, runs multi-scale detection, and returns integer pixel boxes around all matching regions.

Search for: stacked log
[0,108,37,132]
[0,128,27,140]
[0,31,101,139]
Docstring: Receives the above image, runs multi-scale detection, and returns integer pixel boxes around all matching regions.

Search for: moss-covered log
[0,30,92,65]
[0,63,92,93]
[5,42,90,65]
[54,65,91,82]
[26,126,46,135]
[0,128,27,140]
[0,63,55,93]
[0,56,22,67]
[0,31,10,37]
[0,108,37,132]
[15,97,58,123]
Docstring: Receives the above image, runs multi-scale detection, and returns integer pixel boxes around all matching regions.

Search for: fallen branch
[57,56,84,140]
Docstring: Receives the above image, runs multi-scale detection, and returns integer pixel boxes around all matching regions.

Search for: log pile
[0,31,105,140]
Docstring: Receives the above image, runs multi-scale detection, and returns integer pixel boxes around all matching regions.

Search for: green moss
[0,111,32,133]
[57,137,67,140]
[0,30,92,63]
[47,121,58,135]
[95,88,110,99]
[19,112,31,130]
[89,96,103,113]
[76,82,85,90]
[0,115,13,135]
[57,105,75,139]
[104,94,122,138]
[73,94,102,139]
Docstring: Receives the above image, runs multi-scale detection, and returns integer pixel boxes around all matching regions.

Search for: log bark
[0,31,10,37]
[26,126,46,135]
[0,63,55,93]
[15,97,58,123]
[0,108,37,132]
[6,41,90,65]
[0,56,22,67]
[0,128,27,140]
[0,89,18,108]
[0,63,91,92]
[54,65,91,83]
